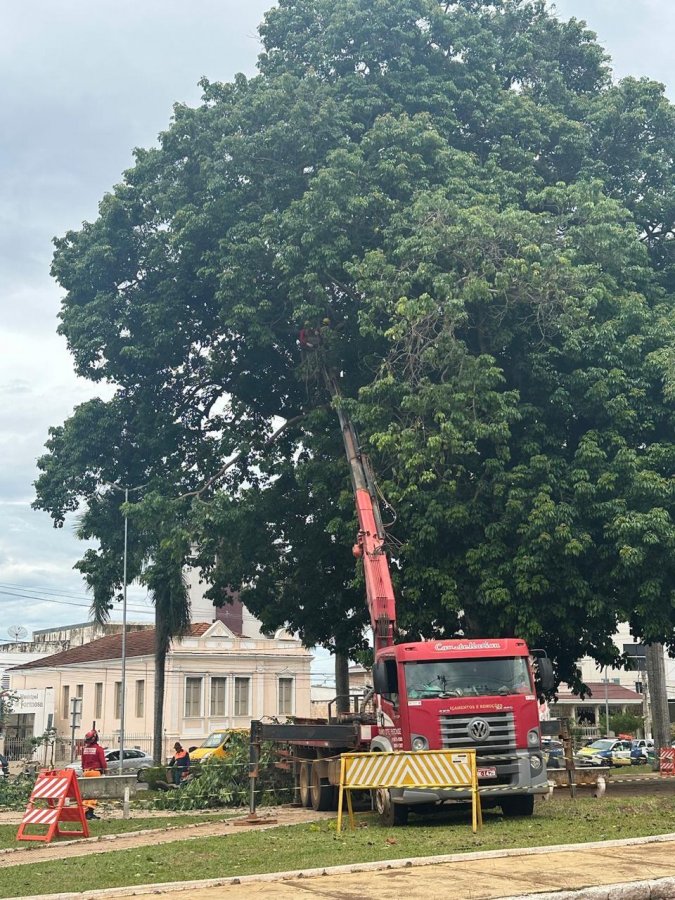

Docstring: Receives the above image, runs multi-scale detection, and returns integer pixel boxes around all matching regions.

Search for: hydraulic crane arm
[327,376,396,653]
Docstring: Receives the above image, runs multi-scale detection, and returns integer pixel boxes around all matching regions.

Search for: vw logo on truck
[468,718,491,742]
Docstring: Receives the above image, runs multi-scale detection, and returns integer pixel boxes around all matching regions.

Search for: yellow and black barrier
[337,748,482,833]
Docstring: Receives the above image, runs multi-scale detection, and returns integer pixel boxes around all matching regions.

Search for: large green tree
[36,0,675,693]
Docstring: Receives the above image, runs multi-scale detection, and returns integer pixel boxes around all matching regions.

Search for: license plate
[477,766,497,779]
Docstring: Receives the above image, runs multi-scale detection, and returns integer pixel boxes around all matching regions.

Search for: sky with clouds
[1,1,673,643]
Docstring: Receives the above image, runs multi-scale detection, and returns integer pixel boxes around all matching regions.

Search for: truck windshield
[404,658,532,699]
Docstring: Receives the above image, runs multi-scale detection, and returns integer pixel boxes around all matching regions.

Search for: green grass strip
[0,812,228,852]
[2,796,675,898]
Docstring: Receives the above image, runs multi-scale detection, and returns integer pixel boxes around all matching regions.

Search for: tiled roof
[556,682,643,702]
[8,623,212,671]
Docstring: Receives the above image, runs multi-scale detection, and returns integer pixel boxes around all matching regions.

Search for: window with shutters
[234,677,250,717]
[278,677,294,715]
[210,677,227,717]
[135,680,145,718]
[94,683,103,719]
[184,677,203,718]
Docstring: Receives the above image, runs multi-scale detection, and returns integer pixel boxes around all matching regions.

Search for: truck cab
[371,638,551,817]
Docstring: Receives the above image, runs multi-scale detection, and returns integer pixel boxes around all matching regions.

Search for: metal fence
[2,732,176,768]
[2,737,35,761]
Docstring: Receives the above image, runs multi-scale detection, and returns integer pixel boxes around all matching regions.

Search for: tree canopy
[35,0,675,690]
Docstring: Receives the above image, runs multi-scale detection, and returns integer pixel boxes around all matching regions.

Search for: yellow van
[189,729,247,762]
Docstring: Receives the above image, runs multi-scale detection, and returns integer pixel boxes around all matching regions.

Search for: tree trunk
[646,643,670,767]
[153,601,169,765]
[335,651,350,716]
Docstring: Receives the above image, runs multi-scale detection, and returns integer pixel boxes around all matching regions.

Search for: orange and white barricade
[660,748,675,776]
[16,769,89,843]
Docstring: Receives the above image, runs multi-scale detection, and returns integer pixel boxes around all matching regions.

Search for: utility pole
[624,642,650,737]
[119,486,128,776]
[69,696,82,763]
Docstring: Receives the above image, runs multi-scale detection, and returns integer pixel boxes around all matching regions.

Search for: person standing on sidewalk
[81,729,106,820]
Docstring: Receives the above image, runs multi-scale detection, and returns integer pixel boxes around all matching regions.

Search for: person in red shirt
[81,730,107,820]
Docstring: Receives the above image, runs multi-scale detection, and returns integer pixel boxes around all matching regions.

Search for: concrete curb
[498,879,675,900]
[5,831,675,900]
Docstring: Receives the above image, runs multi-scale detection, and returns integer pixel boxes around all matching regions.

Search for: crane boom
[328,377,396,652]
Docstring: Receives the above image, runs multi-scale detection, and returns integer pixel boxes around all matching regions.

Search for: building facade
[0,622,151,690]
[8,620,312,760]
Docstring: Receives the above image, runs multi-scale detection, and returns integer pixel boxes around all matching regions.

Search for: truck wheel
[310,763,336,811]
[374,788,409,826]
[299,762,312,808]
[501,794,534,817]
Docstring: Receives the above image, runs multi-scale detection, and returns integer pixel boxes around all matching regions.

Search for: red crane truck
[250,386,555,824]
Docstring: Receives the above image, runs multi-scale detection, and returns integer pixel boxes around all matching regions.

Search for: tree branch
[178,410,315,500]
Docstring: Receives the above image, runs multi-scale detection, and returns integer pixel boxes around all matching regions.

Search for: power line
[0,581,102,602]
[0,588,153,616]
[0,580,151,605]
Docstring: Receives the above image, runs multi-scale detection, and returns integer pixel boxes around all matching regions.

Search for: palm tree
[86,506,191,765]
[144,548,191,763]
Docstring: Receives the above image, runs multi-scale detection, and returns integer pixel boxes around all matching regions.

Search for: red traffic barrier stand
[16,769,89,843]
[659,748,675,776]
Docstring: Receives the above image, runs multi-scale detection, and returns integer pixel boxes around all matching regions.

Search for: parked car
[188,729,247,762]
[630,739,655,765]
[66,748,153,776]
[543,739,565,769]
[576,738,632,767]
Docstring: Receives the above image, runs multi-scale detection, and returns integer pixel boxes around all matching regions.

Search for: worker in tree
[81,729,107,820]
[298,322,320,350]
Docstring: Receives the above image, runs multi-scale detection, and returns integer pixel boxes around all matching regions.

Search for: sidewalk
[10,833,675,900]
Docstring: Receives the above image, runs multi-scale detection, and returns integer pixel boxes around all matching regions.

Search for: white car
[66,748,153,776]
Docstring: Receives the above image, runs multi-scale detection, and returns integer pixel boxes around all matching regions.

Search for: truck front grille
[441,712,516,765]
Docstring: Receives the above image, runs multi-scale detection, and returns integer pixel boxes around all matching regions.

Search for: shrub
[0,774,34,811]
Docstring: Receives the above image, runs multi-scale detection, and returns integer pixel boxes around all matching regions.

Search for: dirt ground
[0,807,332,868]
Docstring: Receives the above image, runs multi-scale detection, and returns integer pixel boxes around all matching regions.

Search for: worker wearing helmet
[81,729,106,820]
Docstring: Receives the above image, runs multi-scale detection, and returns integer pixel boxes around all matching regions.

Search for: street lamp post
[104,482,145,776]
[120,487,128,777]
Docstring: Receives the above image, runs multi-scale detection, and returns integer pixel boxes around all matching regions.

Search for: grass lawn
[607,764,662,778]
[0,812,229,852]
[2,795,675,898]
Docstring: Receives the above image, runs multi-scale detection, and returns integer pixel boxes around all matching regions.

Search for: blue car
[543,739,564,768]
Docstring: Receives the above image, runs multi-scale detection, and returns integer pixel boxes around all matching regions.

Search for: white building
[8,619,312,761]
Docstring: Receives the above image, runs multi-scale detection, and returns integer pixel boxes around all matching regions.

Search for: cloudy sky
[1,1,673,642]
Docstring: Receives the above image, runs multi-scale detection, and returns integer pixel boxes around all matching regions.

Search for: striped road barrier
[336,748,481,833]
